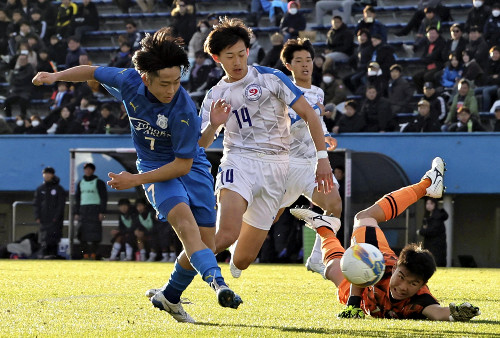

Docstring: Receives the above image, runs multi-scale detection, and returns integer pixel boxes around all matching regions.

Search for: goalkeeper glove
[337,305,365,319]
[449,302,481,321]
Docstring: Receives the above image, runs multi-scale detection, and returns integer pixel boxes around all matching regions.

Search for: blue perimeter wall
[0,133,499,194]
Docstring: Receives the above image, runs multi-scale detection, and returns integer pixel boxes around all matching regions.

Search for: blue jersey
[94,67,210,169]
[94,67,216,226]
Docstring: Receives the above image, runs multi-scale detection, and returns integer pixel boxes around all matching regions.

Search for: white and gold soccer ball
[340,243,386,287]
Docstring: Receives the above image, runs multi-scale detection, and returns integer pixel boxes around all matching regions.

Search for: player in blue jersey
[198,18,335,279]
[32,27,242,323]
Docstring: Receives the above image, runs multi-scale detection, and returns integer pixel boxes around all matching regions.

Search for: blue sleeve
[94,67,135,100]
[169,94,200,159]
[281,75,304,107]
[254,65,304,107]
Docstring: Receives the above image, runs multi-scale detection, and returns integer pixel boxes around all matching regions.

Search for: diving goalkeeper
[291,157,480,321]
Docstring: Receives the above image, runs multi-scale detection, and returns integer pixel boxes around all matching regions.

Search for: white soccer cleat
[290,208,341,234]
[150,291,195,323]
[229,258,242,278]
[305,256,326,279]
[422,157,446,198]
[145,288,161,299]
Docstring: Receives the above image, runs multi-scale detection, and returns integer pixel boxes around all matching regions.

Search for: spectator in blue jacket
[441,53,463,89]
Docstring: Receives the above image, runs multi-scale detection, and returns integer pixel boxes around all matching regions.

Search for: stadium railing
[11,200,119,242]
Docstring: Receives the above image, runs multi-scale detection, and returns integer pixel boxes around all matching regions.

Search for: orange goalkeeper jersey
[338,251,439,319]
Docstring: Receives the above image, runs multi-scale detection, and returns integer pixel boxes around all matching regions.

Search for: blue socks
[190,248,227,287]
[162,248,226,304]
[162,260,197,304]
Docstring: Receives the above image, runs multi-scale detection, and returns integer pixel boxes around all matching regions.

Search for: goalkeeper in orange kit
[291,157,481,321]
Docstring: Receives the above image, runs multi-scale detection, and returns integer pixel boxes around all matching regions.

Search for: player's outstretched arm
[107,157,193,190]
[337,287,365,319]
[422,303,481,321]
[32,65,99,86]
[291,96,334,193]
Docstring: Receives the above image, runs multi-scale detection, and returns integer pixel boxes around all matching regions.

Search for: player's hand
[315,158,334,193]
[337,305,365,319]
[325,136,337,151]
[210,99,231,128]
[32,72,58,86]
[449,302,481,321]
[107,171,137,190]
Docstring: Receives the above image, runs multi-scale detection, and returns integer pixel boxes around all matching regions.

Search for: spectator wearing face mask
[279,1,306,41]
[465,0,491,33]
[320,61,348,106]
[13,116,31,134]
[27,115,47,134]
[247,32,265,65]
[74,96,99,134]
[188,20,211,59]
[361,61,388,97]
[355,6,387,43]
[484,3,500,47]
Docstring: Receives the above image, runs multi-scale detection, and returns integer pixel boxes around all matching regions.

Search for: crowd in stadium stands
[1,0,500,134]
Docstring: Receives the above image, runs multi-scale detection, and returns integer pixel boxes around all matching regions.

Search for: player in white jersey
[276,38,343,278]
[198,18,334,277]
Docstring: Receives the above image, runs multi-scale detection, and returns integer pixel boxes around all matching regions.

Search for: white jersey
[200,65,303,155]
[288,84,328,160]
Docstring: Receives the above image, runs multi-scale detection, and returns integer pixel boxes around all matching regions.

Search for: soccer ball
[340,243,386,287]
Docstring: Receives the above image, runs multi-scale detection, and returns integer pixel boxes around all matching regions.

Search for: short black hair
[280,38,315,66]
[118,198,131,206]
[426,26,438,33]
[67,35,80,43]
[490,45,500,54]
[132,27,190,77]
[125,19,137,27]
[83,162,95,170]
[397,243,436,283]
[344,100,357,110]
[334,165,345,172]
[135,197,148,206]
[458,78,470,87]
[363,5,375,14]
[204,17,251,56]
[458,106,471,115]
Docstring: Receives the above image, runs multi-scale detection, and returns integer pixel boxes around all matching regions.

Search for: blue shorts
[138,161,216,227]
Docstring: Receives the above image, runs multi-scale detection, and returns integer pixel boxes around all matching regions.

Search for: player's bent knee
[232,255,253,270]
[216,231,239,250]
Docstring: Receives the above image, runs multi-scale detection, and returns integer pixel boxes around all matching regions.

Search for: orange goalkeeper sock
[317,227,345,265]
[376,178,431,221]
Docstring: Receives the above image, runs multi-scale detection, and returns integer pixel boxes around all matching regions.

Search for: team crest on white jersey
[156,114,168,129]
[244,84,262,101]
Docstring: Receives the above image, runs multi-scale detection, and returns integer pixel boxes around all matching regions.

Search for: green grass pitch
[0,261,499,337]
